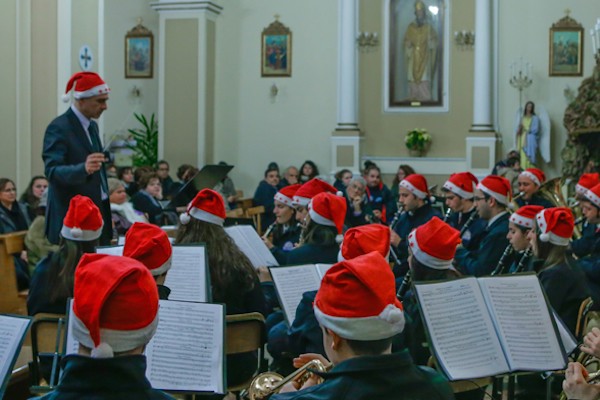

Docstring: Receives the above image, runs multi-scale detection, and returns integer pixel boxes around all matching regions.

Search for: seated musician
[514,168,553,208]
[570,173,600,259]
[442,172,486,250]
[574,184,600,298]
[505,205,544,274]
[292,178,339,239]
[343,176,373,228]
[262,184,302,254]
[270,252,454,399]
[390,174,441,278]
[34,253,174,399]
[454,175,514,277]
[363,163,395,224]
[123,222,173,300]
[562,327,600,399]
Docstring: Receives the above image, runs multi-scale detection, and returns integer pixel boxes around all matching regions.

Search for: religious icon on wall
[261,16,292,77]
[549,13,583,77]
[125,19,154,79]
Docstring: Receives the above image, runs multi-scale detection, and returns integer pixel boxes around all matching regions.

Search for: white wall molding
[362,156,467,175]
[57,0,71,115]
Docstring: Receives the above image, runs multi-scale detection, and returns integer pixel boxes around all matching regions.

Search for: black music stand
[163,164,233,209]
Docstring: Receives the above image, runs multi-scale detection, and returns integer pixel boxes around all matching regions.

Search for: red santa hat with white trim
[71,253,159,358]
[179,188,226,226]
[577,174,600,196]
[399,174,430,200]
[314,252,405,340]
[443,172,479,199]
[509,205,544,229]
[123,222,173,277]
[60,195,104,241]
[477,175,512,206]
[62,72,110,102]
[408,217,461,269]
[274,184,302,207]
[308,192,347,243]
[519,168,546,187]
[340,224,390,261]
[584,183,600,208]
[536,207,574,247]
[293,179,339,207]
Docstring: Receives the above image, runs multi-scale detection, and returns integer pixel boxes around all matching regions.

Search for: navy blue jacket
[571,222,600,258]
[446,208,487,251]
[272,243,339,266]
[515,193,554,209]
[253,180,279,228]
[365,183,395,224]
[272,223,302,251]
[27,253,67,316]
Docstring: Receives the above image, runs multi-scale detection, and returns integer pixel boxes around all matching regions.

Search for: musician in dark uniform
[390,174,441,278]
[454,175,514,277]
[505,205,544,274]
[271,252,454,400]
[575,184,600,300]
[570,173,600,258]
[262,184,302,253]
[442,172,486,250]
[514,168,553,209]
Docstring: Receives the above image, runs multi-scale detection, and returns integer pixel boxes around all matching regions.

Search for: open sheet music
[0,314,32,397]
[414,274,567,381]
[65,300,226,394]
[269,264,333,324]
[225,225,279,268]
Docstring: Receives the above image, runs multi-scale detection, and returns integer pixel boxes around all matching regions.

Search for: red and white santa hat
[314,252,405,340]
[509,205,544,229]
[520,168,546,187]
[293,179,339,207]
[477,175,512,206]
[72,253,159,358]
[180,188,226,226]
[123,222,173,277]
[308,192,347,242]
[536,207,574,246]
[274,184,302,207]
[340,224,390,261]
[577,173,600,196]
[62,72,110,102]
[443,172,479,199]
[408,217,461,269]
[399,174,430,200]
[60,195,104,241]
[584,183,600,208]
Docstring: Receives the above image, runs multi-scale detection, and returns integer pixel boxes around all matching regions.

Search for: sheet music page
[145,300,225,394]
[270,265,321,324]
[315,264,333,279]
[553,311,578,356]
[117,236,125,245]
[225,225,279,267]
[164,245,208,302]
[414,278,509,380]
[0,315,31,395]
[478,274,566,371]
[65,300,80,355]
[95,245,124,256]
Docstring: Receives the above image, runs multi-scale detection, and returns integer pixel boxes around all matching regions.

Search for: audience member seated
[496,156,521,195]
[363,163,394,224]
[19,175,48,221]
[281,165,300,187]
[344,176,373,228]
[214,161,239,210]
[168,163,198,207]
[105,163,118,178]
[108,178,147,236]
[24,188,58,275]
[156,160,174,196]
[131,172,169,226]
[391,164,415,210]
[299,160,319,183]
[117,166,136,197]
[491,149,520,175]
[253,164,281,228]
[332,169,352,193]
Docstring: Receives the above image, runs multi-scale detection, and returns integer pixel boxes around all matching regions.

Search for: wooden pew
[0,231,28,315]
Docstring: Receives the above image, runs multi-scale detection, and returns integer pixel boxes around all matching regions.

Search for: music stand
[163,164,234,209]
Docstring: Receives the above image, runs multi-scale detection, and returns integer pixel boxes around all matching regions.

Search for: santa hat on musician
[72,253,159,358]
[510,205,544,229]
[61,195,104,241]
[584,183,600,208]
[443,172,478,199]
[520,168,546,187]
[399,174,431,200]
[340,224,390,261]
[308,192,347,243]
[536,207,574,246]
[62,72,110,102]
[123,222,173,277]
[408,217,461,270]
[179,188,226,226]
[293,179,339,207]
[274,184,302,207]
[577,173,600,196]
[477,175,512,205]
[314,252,405,340]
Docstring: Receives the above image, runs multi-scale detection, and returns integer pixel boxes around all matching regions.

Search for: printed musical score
[165,246,208,302]
[0,315,31,397]
[225,225,279,268]
[270,265,322,324]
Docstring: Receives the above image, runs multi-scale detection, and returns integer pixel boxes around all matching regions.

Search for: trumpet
[459,211,479,237]
[262,222,277,240]
[490,244,514,276]
[243,359,330,400]
[396,270,412,301]
[512,247,532,274]
[558,352,600,400]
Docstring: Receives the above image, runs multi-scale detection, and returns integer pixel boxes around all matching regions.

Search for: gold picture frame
[261,17,292,77]
[125,20,154,79]
[549,14,583,77]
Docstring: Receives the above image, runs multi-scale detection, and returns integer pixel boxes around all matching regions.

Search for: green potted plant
[126,113,158,167]
[405,128,432,157]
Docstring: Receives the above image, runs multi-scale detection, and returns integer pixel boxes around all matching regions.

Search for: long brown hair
[175,219,257,301]
[47,238,97,303]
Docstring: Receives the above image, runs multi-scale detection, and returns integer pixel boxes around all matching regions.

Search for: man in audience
[363,164,394,224]
[492,149,520,175]
[156,160,174,196]
[281,166,300,187]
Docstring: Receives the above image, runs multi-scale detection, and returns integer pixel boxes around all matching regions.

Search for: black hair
[346,337,393,355]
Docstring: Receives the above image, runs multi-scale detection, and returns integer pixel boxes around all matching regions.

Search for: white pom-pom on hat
[62,93,71,103]
[91,342,114,358]
[70,227,83,238]
[379,304,404,324]
[429,196,436,204]
[336,191,344,197]
[335,234,344,243]
[179,213,191,225]
[540,232,550,242]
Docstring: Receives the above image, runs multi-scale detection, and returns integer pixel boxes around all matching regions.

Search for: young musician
[514,168,553,208]
[343,176,373,228]
[271,252,454,399]
[442,172,486,250]
[291,178,338,243]
[574,184,600,299]
[363,164,394,224]
[454,175,514,277]
[570,173,600,258]
[123,222,173,300]
[34,253,175,399]
[390,174,441,277]
[563,326,600,399]
[505,205,544,274]
[263,184,302,254]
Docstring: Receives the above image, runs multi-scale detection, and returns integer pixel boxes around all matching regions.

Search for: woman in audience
[130,172,166,226]
[176,188,266,386]
[19,175,48,221]
[108,178,147,236]
[117,166,135,197]
[391,164,415,211]
[333,169,352,192]
[299,160,319,183]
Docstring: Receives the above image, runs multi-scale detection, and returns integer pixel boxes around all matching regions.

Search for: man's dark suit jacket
[43,107,110,244]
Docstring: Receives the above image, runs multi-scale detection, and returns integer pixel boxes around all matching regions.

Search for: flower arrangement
[405,128,432,154]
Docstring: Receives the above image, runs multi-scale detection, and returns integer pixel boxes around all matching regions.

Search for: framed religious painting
[384,0,449,112]
[549,14,583,77]
[261,17,292,77]
[125,20,154,79]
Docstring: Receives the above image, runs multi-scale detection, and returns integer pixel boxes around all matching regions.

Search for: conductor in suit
[43,72,112,245]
